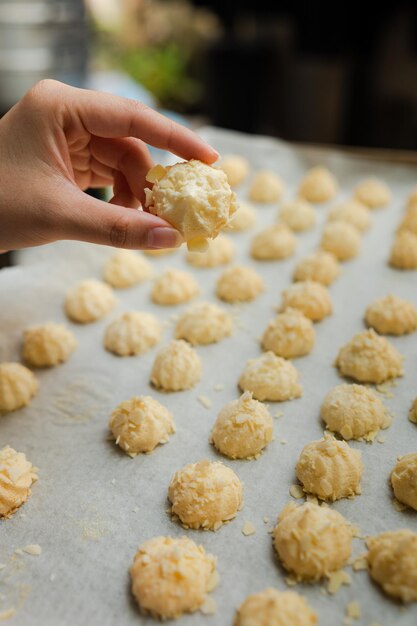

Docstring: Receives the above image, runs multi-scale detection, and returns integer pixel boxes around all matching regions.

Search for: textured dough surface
[23,323,77,367]
[103,250,152,288]
[225,202,257,232]
[150,340,201,391]
[281,281,332,322]
[389,230,417,269]
[390,453,417,511]
[320,221,361,261]
[367,530,417,602]
[218,155,249,187]
[354,177,391,208]
[0,445,38,518]
[216,265,264,303]
[249,170,284,203]
[239,351,302,402]
[234,588,317,626]
[186,234,235,268]
[279,200,316,232]
[104,312,161,356]
[175,302,232,345]
[64,279,116,323]
[151,269,199,305]
[409,397,417,424]
[293,251,340,285]
[298,166,338,203]
[261,309,315,358]
[0,362,38,412]
[251,224,296,260]
[327,199,371,232]
[365,294,417,335]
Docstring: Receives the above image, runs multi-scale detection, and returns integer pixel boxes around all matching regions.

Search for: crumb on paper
[14,550,23,556]
[22,545,41,556]
[213,384,224,392]
[375,382,395,398]
[197,395,212,409]
[132,506,139,513]
[345,601,361,621]
[393,498,407,512]
[274,410,284,418]
[377,435,386,444]
[263,516,269,524]
[351,554,368,571]
[200,596,217,615]
[306,494,319,505]
[327,570,351,594]
[280,439,288,445]
[0,608,16,621]
[289,484,305,499]
[285,576,297,587]
[242,521,256,536]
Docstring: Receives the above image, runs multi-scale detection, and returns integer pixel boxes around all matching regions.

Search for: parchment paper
[2,127,417,626]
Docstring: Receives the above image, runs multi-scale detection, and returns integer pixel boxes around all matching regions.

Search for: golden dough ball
[22,323,77,367]
[0,445,38,518]
[64,279,116,323]
[249,170,284,203]
[186,234,235,268]
[298,166,338,203]
[391,453,417,511]
[151,269,199,305]
[216,265,264,303]
[295,433,363,501]
[238,351,302,402]
[150,340,201,391]
[281,281,332,322]
[278,199,316,232]
[397,205,417,235]
[367,530,417,603]
[261,309,315,359]
[109,395,175,456]
[168,459,243,530]
[217,154,250,187]
[327,199,371,232]
[104,312,162,356]
[103,249,152,288]
[335,329,404,384]
[211,391,273,459]
[354,177,391,208]
[321,383,390,441]
[0,362,38,413]
[389,230,417,270]
[175,302,233,345]
[145,160,237,251]
[273,502,352,580]
[234,588,318,626]
[130,536,217,619]
[409,397,417,424]
[293,251,340,286]
[225,202,257,232]
[365,294,417,335]
[251,224,296,261]
[320,221,361,261]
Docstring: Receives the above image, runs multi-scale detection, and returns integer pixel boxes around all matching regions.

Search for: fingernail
[147,227,183,249]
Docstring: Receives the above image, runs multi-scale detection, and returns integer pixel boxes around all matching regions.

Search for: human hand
[0,79,218,251]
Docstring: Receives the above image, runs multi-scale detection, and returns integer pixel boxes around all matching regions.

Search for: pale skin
[0,79,219,252]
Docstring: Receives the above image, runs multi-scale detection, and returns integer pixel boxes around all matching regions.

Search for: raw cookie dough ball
[186,234,234,268]
[168,459,243,530]
[175,302,232,345]
[281,281,332,322]
[398,205,417,235]
[218,154,249,187]
[409,397,417,424]
[234,589,318,626]
[104,312,162,356]
[354,177,391,208]
[210,392,273,459]
[278,199,316,232]
[64,279,116,323]
[103,249,151,288]
[0,363,38,413]
[367,530,417,603]
[249,170,284,203]
[320,221,361,261]
[274,502,352,580]
[251,224,296,261]
[145,160,237,251]
[298,166,338,203]
[216,265,264,303]
[150,340,201,391]
[225,202,257,232]
[335,329,404,384]
[293,251,340,286]
[390,453,417,511]
[327,200,371,232]
[22,323,77,367]
[365,295,417,335]
[261,309,315,359]
[321,383,390,441]
[0,445,38,518]
[130,536,217,619]
[295,433,364,501]
[151,269,199,305]
[109,396,174,456]
[389,230,417,270]
[238,351,302,402]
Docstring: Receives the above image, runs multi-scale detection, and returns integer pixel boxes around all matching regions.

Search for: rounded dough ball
[261,309,315,359]
[365,294,417,335]
[0,363,38,413]
[175,302,232,345]
[103,249,152,288]
[249,170,284,203]
[327,200,371,232]
[278,199,316,232]
[225,202,257,232]
[186,234,234,268]
[367,530,417,603]
[211,392,273,459]
[151,269,199,305]
[130,536,217,619]
[335,329,404,384]
[273,502,352,580]
[321,383,390,441]
[398,205,417,235]
[293,250,340,286]
[145,160,237,251]
[150,340,201,391]
[251,224,296,261]
[0,445,38,518]
[217,154,249,187]
[296,433,363,501]
[409,397,417,424]
[238,351,302,402]
[64,279,116,323]
[298,166,338,203]
[234,588,318,626]
[104,312,162,356]
[281,281,332,322]
[22,323,77,367]
[320,221,361,261]
[390,453,417,511]
[389,231,417,270]
[168,459,243,530]
[109,395,174,456]
[216,265,264,303]
[354,177,390,208]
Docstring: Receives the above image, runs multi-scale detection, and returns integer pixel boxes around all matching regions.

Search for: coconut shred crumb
[289,484,304,499]
[327,570,351,594]
[198,395,212,409]
[242,521,256,536]
[345,601,361,622]
[22,545,41,556]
